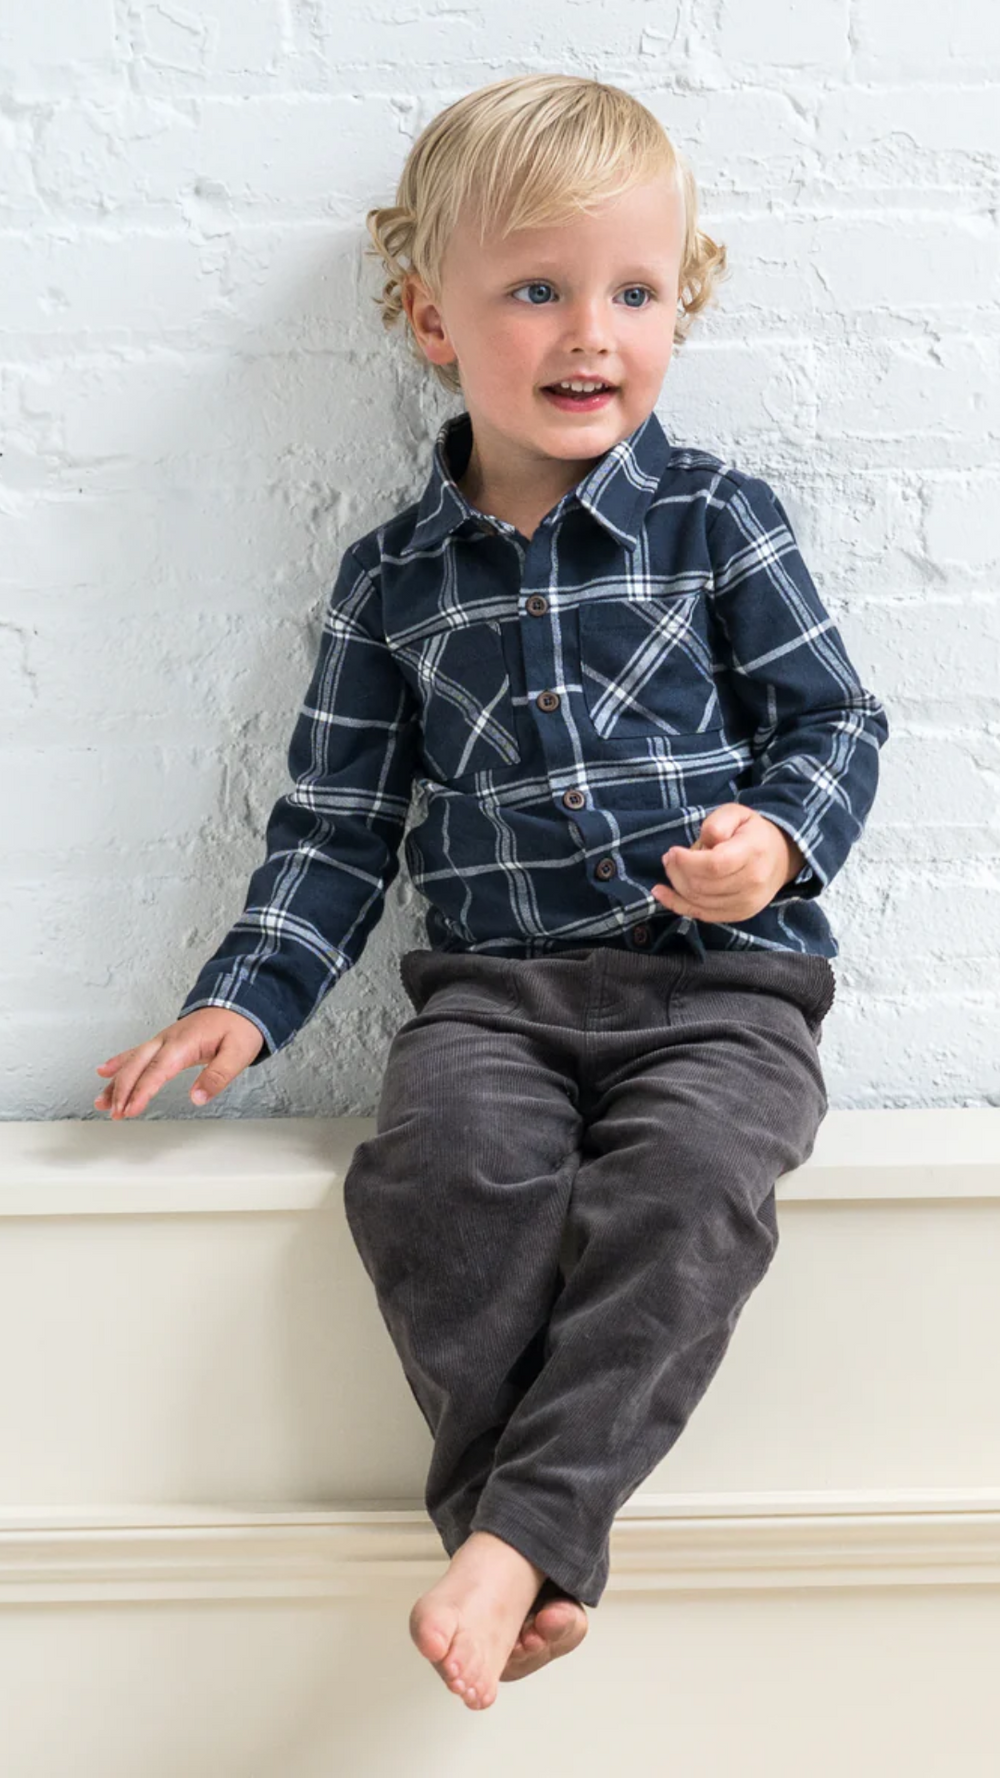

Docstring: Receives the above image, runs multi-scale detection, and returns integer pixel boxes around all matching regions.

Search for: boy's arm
[706,471,890,902]
[176,546,419,1064]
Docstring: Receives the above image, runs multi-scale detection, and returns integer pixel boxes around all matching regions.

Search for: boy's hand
[652,805,806,925]
[93,1009,265,1120]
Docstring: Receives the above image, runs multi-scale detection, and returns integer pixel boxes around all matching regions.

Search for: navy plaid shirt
[178,407,889,1065]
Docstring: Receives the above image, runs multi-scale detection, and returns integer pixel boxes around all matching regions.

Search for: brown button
[562,788,586,810]
[537,690,560,712]
[526,595,548,616]
[595,856,616,881]
[632,924,650,946]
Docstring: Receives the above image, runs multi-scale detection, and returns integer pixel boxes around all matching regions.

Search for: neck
[458,440,599,531]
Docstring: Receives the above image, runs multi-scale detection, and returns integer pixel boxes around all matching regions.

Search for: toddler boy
[95,74,889,1712]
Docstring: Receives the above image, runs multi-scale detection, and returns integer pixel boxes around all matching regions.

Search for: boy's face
[403,169,686,497]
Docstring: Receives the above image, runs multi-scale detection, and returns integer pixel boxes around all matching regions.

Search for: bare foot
[500,1592,589,1682]
[409,1529,547,1711]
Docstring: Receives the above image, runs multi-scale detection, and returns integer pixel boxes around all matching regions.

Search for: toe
[445,1625,481,1693]
[499,1600,588,1682]
[535,1600,587,1647]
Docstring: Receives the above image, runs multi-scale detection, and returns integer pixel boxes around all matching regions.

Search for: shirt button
[537,690,560,712]
[632,924,650,946]
[595,856,617,881]
[526,595,548,616]
[562,788,586,810]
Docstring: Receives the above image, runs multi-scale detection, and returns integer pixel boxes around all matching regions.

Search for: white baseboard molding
[2,1489,1000,1604]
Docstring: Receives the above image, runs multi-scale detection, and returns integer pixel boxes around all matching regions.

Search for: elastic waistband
[401,945,836,1026]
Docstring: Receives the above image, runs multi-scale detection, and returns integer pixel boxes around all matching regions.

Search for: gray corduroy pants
[342,942,835,1609]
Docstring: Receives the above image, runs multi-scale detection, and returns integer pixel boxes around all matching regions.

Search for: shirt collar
[404,406,674,558]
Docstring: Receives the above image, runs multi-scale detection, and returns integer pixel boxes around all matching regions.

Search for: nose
[563,294,616,353]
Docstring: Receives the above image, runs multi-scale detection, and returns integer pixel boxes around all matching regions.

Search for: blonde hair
[364,73,728,398]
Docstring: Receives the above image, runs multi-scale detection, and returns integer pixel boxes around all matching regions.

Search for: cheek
[471,319,545,393]
[490,315,540,362]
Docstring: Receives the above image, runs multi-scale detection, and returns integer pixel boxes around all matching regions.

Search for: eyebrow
[500,264,672,283]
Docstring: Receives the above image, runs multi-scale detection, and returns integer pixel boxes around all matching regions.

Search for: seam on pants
[664,958,689,1024]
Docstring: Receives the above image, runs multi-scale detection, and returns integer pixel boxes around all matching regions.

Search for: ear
[404,276,458,369]
[400,272,420,324]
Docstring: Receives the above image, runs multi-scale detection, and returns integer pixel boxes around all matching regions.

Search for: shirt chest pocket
[578,590,720,739]
[404,619,522,782]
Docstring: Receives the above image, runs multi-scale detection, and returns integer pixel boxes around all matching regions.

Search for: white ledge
[1,1109,1000,1216]
[0,1490,999,1602]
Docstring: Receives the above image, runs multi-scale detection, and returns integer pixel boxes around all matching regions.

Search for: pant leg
[341,948,586,1560]
[468,947,832,1608]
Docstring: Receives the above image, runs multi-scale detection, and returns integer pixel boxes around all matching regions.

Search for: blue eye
[511,281,556,305]
[510,282,653,308]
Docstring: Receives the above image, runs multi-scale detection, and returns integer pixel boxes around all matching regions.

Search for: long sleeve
[177,546,420,1063]
[706,471,890,902]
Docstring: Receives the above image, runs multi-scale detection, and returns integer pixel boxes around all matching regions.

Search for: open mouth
[541,383,618,410]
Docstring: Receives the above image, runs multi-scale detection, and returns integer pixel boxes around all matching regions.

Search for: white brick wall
[1,2,997,1118]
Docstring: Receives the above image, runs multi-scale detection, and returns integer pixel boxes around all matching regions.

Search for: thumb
[190,1044,243,1106]
[696,802,752,850]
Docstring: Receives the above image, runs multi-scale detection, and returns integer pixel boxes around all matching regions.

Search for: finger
[668,885,747,912]
[665,841,748,884]
[660,873,748,910]
[653,884,695,915]
[96,1053,133,1074]
[665,847,763,898]
[106,1041,166,1118]
[663,865,739,905]
[118,1034,219,1119]
[654,885,731,923]
[116,1054,189,1119]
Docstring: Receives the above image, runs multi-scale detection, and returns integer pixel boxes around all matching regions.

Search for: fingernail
[191,1089,207,1104]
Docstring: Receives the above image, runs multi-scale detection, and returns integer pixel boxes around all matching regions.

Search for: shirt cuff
[749,810,826,903]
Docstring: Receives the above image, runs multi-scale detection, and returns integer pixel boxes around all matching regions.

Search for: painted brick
[0,2,995,1115]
